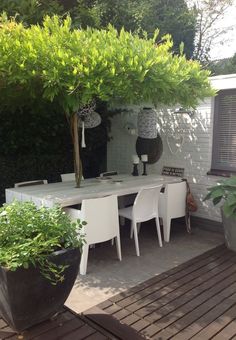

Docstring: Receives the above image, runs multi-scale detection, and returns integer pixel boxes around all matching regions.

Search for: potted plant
[0,200,85,332]
[204,176,236,251]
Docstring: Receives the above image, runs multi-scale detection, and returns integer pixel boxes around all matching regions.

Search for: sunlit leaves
[0,15,214,115]
[0,201,85,284]
[204,176,236,218]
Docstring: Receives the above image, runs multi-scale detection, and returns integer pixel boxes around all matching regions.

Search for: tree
[0,0,196,58]
[188,0,234,62]
[0,0,63,25]
[70,0,196,58]
[0,15,214,187]
[137,0,196,58]
[209,53,236,75]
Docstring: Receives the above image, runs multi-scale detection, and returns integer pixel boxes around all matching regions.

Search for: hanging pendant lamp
[138,107,158,139]
[77,102,101,148]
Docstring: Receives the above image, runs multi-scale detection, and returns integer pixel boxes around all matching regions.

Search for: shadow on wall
[154,104,220,221]
[108,101,221,221]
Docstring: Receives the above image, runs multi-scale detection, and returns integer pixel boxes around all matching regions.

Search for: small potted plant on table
[205,176,236,251]
[0,200,85,332]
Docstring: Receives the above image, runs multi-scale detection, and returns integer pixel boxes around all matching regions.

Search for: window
[211,89,236,175]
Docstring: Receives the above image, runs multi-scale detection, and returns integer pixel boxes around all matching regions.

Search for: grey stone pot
[222,209,236,251]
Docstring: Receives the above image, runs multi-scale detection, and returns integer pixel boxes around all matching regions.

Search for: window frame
[210,88,236,176]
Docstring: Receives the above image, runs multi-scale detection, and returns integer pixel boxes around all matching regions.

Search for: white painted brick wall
[107,74,236,222]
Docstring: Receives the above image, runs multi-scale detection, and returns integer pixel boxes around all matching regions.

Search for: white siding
[107,74,236,223]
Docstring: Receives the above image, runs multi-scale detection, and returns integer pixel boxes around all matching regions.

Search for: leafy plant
[0,201,85,284]
[0,15,215,187]
[0,0,63,25]
[204,177,236,218]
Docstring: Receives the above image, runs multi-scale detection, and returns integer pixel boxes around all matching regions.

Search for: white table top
[5,174,181,208]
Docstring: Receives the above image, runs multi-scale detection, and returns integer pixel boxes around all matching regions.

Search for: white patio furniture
[6,174,179,208]
[99,171,118,177]
[64,195,121,275]
[14,180,48,187]
[118,185,163,256]
[159,181,187,242]
[60,173,75,182]
[61,172,84,182]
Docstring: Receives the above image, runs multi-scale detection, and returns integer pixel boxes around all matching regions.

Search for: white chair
[64,195,122,275]
[99,171,118,177]
[14,180,48,188]
[61,173,84,182]
[60,173,75,182]
[119,186,163,256]
[159,181,187,243]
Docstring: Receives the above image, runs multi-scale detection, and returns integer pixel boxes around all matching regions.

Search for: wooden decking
[0,306,145,339]
[2,244,236,339]
[0,308,118,340]
[84,244,236,340]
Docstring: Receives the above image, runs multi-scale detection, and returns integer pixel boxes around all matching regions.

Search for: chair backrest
[14,180,48,188]
[60,173,75,182]
[65,195,120,245]
[163,181,187,218]
[100,171,118,177]
[133,185,162,222]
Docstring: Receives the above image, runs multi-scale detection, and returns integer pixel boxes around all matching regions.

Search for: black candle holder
[132,163,139,176]
[142,161,147,176]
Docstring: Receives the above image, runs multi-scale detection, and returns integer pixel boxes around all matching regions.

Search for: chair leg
[80,244,89,275]
[163,217,171,242]
[130,222,133,239]
[155,218,163,247]
[132,221,140,256]
[130,221,140,238]
[120,216,125,226]
[137,222,141,234]
[115,236,122,261]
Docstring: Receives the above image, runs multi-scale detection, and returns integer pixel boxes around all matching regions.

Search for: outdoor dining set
[5,172,187,275]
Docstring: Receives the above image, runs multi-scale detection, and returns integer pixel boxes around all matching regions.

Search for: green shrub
[0,201,85,284]
[204,177,236,219]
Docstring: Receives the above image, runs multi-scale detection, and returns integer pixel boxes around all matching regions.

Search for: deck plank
[2,308,119,340]
[114,247,228,309]
[127,251,236,315]
[92,245,236,340]
[147,266,236,325]
[109,245,226,304]
[191,305,236,339]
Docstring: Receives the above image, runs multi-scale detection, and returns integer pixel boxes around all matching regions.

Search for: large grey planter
[222,210,236,251]
[0,248,80,332]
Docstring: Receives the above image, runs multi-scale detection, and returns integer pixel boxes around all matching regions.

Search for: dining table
[5,174,181,208]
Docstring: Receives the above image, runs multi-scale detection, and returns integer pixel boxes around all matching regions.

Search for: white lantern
[138,107,158,139]
[77,102,101,148]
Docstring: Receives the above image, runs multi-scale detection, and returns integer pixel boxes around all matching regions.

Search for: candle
[141,154,148,162]
[132,155,139,164]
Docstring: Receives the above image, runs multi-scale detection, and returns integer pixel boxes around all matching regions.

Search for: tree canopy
[0,0,196,58]
[0,15,214,186]
[209,54,236,75]
[0,15,214,115]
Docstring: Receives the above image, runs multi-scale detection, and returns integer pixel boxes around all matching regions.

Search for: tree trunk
[71,113,83,187]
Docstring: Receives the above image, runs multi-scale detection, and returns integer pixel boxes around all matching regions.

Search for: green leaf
[212,196,222,206]
[223,201,236,218]
[0,201,85,284]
